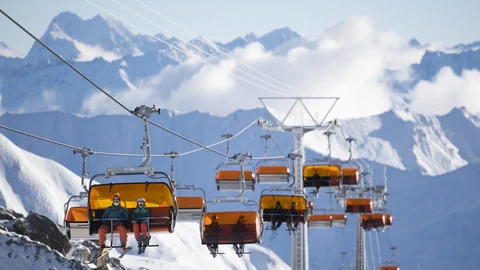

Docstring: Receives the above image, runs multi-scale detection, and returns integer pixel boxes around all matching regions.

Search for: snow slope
[0,132,83,222]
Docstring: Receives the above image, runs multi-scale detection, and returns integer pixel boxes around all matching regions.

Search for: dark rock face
[13,218,26,234]
[0,206,23,220]
[23,212,71,255]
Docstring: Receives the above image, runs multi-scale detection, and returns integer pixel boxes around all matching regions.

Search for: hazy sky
[1,0,479,55]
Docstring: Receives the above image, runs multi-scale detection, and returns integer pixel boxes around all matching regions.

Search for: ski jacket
[102,205,129,225]
[132,207,151,224]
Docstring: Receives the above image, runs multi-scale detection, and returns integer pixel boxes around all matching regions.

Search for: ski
[88,247,113,264]
[137,235,144,255]
[137,235,151,255]
[118,246,132,258]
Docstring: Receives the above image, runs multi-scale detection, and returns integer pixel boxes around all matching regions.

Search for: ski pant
[98,224,127,246]
[133,223,149,241]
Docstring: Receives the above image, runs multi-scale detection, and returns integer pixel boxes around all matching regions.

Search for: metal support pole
[291,127,308,270]
[134,105,160,167]
[222,133,233,157]
[73,148,92,192]
[261,134,271,157]
[356,215,365,270]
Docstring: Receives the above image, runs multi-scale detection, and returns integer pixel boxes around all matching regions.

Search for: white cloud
[73,40,122,62]
[41,90,61,111]
[81,16,427,120]
[410,67,480,116]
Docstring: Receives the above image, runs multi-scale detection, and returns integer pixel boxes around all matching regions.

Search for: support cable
[0,8,131,114]
[135,0,306,96]
[83,0,288,97]
[0,8,257,159]
[0,124,86,152]
[112,0,299,97]
[375,230,382,265]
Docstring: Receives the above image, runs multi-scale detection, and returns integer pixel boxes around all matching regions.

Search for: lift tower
[259,97,339,270]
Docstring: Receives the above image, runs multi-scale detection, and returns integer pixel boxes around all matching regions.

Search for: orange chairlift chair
[259,190,308,233]
[64,192,97,240]
[256,134,290,184]
[215,154,256,192]
[306,192,347,229]
[307,210,347,229]
[345,198,373,214]
[175,184,207,222]
[87,167,178,249]
[200,191,263,258]
[360,213,393,231]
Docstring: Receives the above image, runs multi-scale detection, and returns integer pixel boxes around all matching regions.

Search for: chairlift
[345,198,373,213]
[64,192,96,240]
[259,190,308,233]
[200,196,263,258]
[303,160,342,189]
[307,196,346,229]
[360,213,393,231]
[308,213,347,229]
[215,153,255,191]
[256,134,290,184]
[87,167,177,249]
[176,185,207,222]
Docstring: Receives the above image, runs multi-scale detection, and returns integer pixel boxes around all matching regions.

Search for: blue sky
[1,0,479,55]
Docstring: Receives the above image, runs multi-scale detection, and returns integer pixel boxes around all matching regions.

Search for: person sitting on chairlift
[232,215,248,255]
[233,215,248,239]
[287,202,300,231]
[98,193,129,252]
[132,197,151,247]
[271,201,283,231]
[206,214,221,253]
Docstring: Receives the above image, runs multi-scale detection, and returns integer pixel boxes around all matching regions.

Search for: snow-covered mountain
[0,11,302,114]
[0,132,83,222]
[0,42,19,58]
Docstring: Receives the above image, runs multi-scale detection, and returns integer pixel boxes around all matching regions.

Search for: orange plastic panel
[201,211,261,244]
[215,170,255,181]
[341,167,359,185]
[256,165,289,175]
[177,196,204,209]
[260,195,307,211]
[303,164,341,187]
[380,267,400,270]
[345,198,372,213]
[149,207,172,232]
[303,165,341,178]
[89,182,174,210]
[361,213,386,229]
[66,207,88,223]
